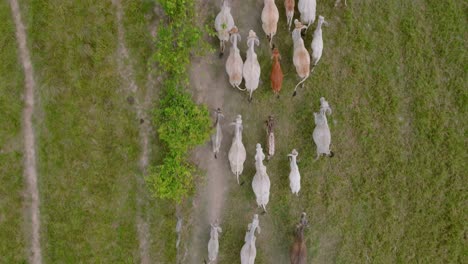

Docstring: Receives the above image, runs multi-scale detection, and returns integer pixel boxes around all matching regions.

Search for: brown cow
[270,48,283,98]
[290,212,308,264]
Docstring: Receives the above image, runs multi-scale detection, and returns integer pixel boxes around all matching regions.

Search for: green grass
[0,2,27,263]
[120,1,181,262]
[185,0,466,263]
[25,0,142,262]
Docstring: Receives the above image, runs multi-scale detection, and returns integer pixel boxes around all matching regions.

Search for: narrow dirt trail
[187,51,238,263]
[186,0,269,262]
[9,0,42,263]
[186,2,244,260]
[112,0,153,263]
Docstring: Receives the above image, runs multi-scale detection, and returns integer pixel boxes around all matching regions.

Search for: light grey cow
[212,108,224,159]
[288,149,301,195]
[207,221,222,263]
[252,144,270,212]
[319,97,332,115]
[215,1,235,56]
[310,16,329,73]
[241,214,261,264]
[313,98,334,160]
[243,30,261,102]
[228,115,246,184]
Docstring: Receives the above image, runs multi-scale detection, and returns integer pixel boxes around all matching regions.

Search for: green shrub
[146,154,195,202]
[156,83,211,153]
[146,0,211,202]
[152,25,202,78]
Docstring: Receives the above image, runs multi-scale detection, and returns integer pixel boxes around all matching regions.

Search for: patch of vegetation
[146,0,211,202]
[155,83,211,154]
[147,83,211,201]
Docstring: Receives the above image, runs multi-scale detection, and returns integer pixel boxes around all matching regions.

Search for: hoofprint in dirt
[112,0,154,263]
[9,0,42,263]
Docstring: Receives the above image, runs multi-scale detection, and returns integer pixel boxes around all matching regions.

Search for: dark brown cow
[270,48,284,98]
[290,212,308,264]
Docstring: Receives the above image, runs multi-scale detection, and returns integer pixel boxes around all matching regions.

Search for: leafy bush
[156,83,211,153]
[146,154,195,201]
[146,0,211,202]
[152,25,202,77]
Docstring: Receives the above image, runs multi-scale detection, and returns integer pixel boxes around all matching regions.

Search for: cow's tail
[235,83,246,91]
[293,74,310,96]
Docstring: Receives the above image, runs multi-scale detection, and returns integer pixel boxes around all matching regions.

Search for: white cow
[226,27,244,91]
[207,221,222,263]
[252,144,270,212]
[298,0,316,29]
[313,101,334,160]
[292,20,310,96]
[311,16,328,73]
[243,30,261,102]
[215,1,235,56]
[241,214,261,264]
[320,97,332,115]
[335,0,347,7]
[211,108,224,159]
[228,115,247,184]
[288,149,301,195]
[261,0,279,48]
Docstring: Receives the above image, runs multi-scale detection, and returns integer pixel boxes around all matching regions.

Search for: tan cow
[292,20,310,96]
[226,27,244,90]
[262,0,279,48]
[284,0,295,31]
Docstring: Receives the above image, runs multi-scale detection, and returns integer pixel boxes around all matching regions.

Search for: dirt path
[185,0,268,262]
[112,0,153,263]
[186,51,236,263]
[9,0,42,263]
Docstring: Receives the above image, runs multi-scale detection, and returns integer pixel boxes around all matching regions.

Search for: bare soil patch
[9,0,42,263]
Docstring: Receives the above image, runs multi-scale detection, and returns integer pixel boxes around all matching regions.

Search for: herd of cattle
[205,0,345,263]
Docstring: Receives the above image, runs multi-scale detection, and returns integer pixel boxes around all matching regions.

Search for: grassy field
[1,0,465,263]
[26,0,139,262]
[183,0,466,263]
[0,1,27,263]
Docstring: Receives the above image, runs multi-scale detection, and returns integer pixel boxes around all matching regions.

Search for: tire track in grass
[112,0,152,263]
[9,0,42,263]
